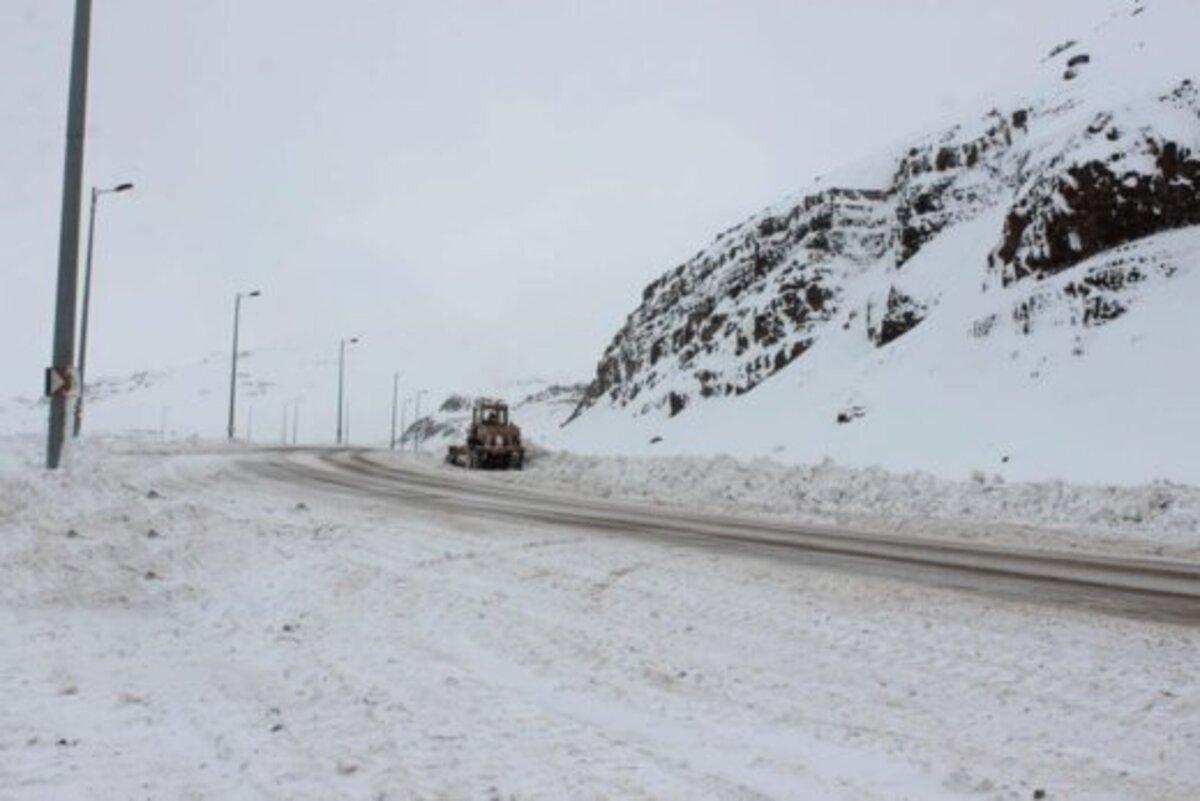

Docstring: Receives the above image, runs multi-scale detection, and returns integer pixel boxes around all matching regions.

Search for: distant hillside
[403,384,587,451]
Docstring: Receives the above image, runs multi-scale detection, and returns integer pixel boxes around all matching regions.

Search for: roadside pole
[336,337,359,445]
[414,389,427,454]
[226,290,261,440]
[74,182,133,438]
[390,371,400,450]
[46,0,93,469]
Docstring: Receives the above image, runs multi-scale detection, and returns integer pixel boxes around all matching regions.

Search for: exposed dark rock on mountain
[567,188,889,421]
[869,288,927,347]
[836,405,866,424]
[997,239,1182,336]
[439,394,472,413]
[1046,40,1078,60]
[1064,53,1091,80]
[992,86,1200,285]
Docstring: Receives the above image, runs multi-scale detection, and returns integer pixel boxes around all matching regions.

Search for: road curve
[246,448,1200,625]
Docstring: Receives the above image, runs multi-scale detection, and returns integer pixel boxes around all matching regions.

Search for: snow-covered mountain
[562,0,1200,484]
[401,383,587,452]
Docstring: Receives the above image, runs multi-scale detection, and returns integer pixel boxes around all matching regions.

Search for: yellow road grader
[446,398,526,470]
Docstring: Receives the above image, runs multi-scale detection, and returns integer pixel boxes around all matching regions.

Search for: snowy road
[4,441,1199,799]
[251,449,1200,626]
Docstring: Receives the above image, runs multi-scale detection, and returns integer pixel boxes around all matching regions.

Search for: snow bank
[488,449,1200,559]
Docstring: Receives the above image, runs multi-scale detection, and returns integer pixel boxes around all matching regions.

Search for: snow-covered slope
[1,345,370,445]
[562,0,1200,483]
[401,383,586,452]
[0,339,582,452]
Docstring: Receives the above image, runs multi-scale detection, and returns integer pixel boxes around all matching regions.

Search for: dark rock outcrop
[992,90,1200,286]
[439,394,472,413]
[995,242,1181,337]
[869,288,927,347]
[568,187,894,421]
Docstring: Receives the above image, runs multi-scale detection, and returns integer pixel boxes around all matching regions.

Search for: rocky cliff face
[569,0,1200,424]
[993,80,1200,285]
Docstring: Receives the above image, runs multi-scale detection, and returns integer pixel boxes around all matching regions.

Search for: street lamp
[46,0,94,470]
[226,289,261,440]
[336,336,359,445]
[292,398,301,445]
[72,181,134,437]
[390,371,401,450]
[413,389,428,453]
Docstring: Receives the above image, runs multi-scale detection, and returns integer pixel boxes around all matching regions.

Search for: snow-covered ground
[2,436,1198,799]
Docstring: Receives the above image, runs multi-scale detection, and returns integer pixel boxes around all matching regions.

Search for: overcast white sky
[1,0,1116,412]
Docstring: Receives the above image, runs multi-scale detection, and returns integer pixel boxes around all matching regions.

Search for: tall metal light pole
[390,371,401,450]
[226,289,261,440]
[413,389,428,453]
[73,181,133,437]
[292,398,301,445]
[336,337,359,445]
[46,0,93,469]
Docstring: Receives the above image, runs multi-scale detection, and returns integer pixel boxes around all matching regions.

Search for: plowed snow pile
[480,449,1200,560]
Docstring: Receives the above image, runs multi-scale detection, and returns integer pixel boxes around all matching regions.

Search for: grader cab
[446,399,525,470]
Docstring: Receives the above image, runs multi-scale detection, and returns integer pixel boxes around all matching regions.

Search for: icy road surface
[1,441,1198,800]
[256,450,1200,626]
